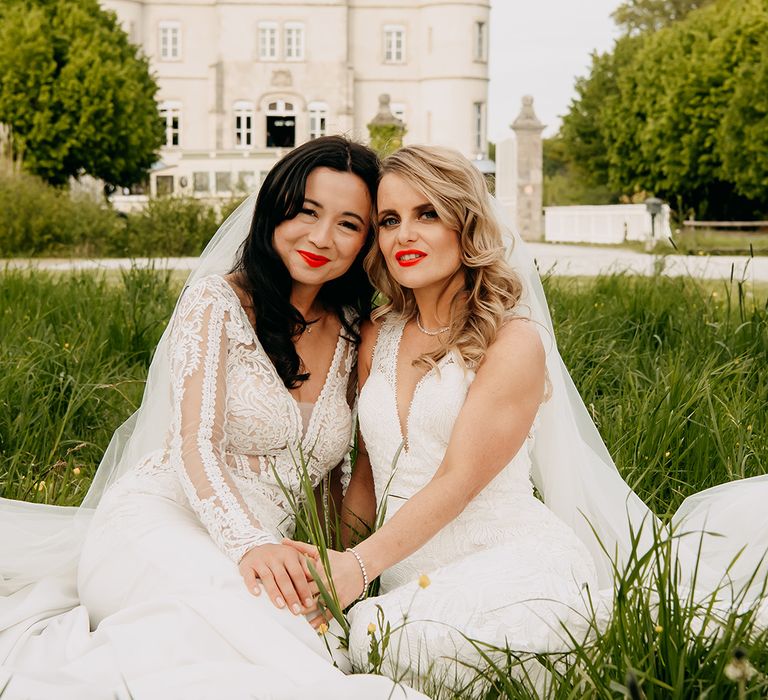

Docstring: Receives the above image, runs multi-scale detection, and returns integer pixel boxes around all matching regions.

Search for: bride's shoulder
[359,312,398,372]
[178,274,254,325]
[484,317,545,373]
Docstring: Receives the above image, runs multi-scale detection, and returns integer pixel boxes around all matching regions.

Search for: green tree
[367,124,406,158]
[560,35,642,191]
[608,0,768,217]
[562,0,768,218]
[612,0,715,35]
[542,135,616,206]
[718,41,768,201]
[0,0,164,187]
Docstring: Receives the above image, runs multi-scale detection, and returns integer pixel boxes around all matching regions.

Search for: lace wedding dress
[0,275,423,700]
[347,315,599,689]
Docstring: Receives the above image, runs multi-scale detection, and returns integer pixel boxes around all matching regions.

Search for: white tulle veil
[2,168,767,620]
[0,194,259,597]
[496,200,768,605]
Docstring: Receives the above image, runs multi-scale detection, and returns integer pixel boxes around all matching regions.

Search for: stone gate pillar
[511,96,545,241]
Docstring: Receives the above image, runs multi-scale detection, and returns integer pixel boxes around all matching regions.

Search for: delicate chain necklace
[302,312,324,335]
[416,314,449,336]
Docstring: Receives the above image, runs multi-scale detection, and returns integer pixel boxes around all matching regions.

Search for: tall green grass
[1,268,766,697]
[549,274,767,517]
[2,268,764,512]
[0,267,178,504]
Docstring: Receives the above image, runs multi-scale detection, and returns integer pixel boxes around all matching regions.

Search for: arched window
[233,100,254,148]
[308,101,328,140]
[265,100,296,148]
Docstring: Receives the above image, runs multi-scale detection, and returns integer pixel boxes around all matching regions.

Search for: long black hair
[231,135,380,389]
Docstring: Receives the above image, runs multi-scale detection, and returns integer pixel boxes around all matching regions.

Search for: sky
[488,0,623,142]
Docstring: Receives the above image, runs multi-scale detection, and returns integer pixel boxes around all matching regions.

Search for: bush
[0,170,122,256]
[115,196,220,257]
[0,171,238,258]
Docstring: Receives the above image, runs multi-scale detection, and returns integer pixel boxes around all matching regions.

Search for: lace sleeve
[168,279,279,563]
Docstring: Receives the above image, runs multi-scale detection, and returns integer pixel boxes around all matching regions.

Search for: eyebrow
[377,202,433,219]
[304,198,366,226]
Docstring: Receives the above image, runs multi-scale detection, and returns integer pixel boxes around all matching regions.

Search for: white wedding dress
[0,275,424,700]
[347,315,599,689]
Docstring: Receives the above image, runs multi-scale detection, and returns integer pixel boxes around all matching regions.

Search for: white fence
[544,204,672,244]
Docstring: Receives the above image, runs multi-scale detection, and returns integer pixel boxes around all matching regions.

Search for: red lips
[395,249,427,267]
[297,250,331,268]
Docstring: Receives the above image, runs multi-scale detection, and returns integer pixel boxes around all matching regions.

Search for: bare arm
[292,320,548,610]
[354,320,545,581]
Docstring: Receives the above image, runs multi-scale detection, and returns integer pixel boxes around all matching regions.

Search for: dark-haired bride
[0,136,425,699]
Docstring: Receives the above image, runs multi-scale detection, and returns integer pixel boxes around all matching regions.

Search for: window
[474,21,487,62]
[258,22,278,60]
[193,172,210,193]
[237,171,256,191]
[156,175,174,196]
[234,101,254,148]
[284,23,305,61]
[473,101,486,155]
[383,25,405,63]
[265,100,296,148]
[159,21,181,60]
[159,100,181,147]
[308,101,327,139]
[215,172,232,193]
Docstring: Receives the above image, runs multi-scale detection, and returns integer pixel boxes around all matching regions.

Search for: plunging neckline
[390,317,452,453]
[214,275,346,445]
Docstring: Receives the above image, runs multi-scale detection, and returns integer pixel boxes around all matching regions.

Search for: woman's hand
[238,543,320,615]
[283,540,367,628]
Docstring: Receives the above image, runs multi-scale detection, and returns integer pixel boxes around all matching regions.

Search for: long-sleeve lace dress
[0,275,424,700]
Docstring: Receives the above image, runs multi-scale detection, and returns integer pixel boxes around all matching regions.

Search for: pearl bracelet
[345,547,369,601]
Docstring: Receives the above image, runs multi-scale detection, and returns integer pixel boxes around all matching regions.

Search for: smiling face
[376,173,463,292]
[273,166,372,290]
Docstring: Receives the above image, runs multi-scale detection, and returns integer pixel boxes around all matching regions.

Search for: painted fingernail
[305,598,313,607]
[291,603,301,614]
[252,585,260,595]
[275,596,285,608]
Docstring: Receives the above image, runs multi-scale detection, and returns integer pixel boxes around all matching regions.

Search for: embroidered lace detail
[352,311,598,687]
[113,275,356,563]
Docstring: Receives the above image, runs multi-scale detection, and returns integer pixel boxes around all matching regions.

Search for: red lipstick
[297,250,331,268]
[395,249,427,267]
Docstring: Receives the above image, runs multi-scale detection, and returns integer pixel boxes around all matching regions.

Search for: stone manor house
[101,0,491,199]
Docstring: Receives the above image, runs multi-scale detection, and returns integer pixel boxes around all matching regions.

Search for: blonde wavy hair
[365,144,524,369]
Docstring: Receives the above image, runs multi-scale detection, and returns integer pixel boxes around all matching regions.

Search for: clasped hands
[238,539,366,629]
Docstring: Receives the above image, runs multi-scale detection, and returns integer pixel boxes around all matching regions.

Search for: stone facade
[102,0,491,198]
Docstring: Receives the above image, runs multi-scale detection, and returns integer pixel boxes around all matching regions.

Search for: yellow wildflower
[655,625,663,633]
[317,623,329,636]
[36,481,45,491]
[367,623,376,635]
[665,451,670,458]
[418,574,431,589]
[73,467,81,476]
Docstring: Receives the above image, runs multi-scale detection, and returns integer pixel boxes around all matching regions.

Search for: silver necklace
[416,314,449,336]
